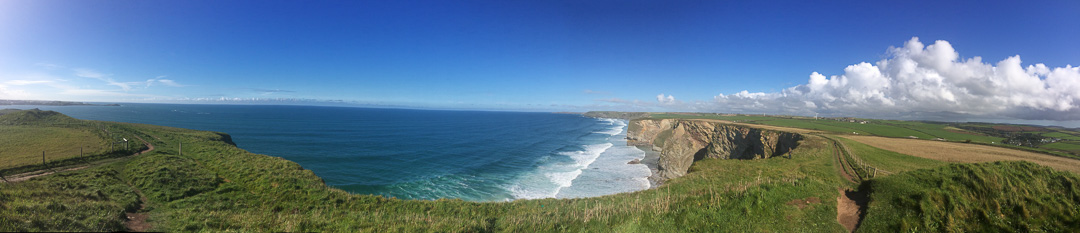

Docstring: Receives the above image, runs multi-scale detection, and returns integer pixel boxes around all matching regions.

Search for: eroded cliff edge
[627,119,803,180]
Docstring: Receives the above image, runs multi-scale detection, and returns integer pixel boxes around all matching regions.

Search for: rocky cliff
[627,119,803,180]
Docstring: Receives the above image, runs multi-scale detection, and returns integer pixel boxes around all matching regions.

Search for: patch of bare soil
[125,187,151,232]
[836,188,868,233]
[4,166,90,182]
[785,196,821,210]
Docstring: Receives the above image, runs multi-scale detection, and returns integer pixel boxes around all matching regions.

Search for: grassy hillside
[1,111,849,232]
[0,110,145,176]
[858,161,1080,232]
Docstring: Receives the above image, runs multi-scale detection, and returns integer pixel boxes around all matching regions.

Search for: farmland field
[1041,132,1080,140]
[1041,142,1080,153]
[841,135,1080,173]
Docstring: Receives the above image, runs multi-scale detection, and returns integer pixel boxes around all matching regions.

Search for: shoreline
[635,145,665,188]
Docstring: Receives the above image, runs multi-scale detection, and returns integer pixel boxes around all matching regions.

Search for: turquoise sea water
[9,104,650,201]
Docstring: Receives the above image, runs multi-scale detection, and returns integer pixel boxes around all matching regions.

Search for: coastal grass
[130,120,849,232]
[0,111,850,232]
[0,165,140,232]
[834,137,947,176]
[858,161,1080,232]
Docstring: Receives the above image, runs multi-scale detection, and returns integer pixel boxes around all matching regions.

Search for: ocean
[6,104,651,201]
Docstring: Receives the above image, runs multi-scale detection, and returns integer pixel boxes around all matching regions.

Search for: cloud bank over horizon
[671,37,1080,121]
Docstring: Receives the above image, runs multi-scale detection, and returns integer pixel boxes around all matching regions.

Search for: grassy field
[645,113,776,122]
[833,137,947,175]
[0,110,146,176]
[858,161,1080,232]
[1041,141,1080,152]
[756,119,870,135]
[1040,131,1080,140]
[0,126,107,170]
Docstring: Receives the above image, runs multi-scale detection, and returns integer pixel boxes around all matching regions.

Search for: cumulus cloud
[708,37,1080,121]
[656,93,676,104]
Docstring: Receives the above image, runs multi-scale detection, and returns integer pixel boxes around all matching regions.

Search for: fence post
[42,151,46,167]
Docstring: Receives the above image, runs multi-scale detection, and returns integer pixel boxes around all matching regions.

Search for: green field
[641,113,1010,144]
[756,119,871,134]
[0,110,146,175]
[1041,132,1080,140]
[645,113,776,122]
[1041,141,1080,152]
[835,137,947,175]
[0,126,107,170]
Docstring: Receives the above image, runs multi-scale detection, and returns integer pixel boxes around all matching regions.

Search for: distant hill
[0,109,80,125]
[0,99,95,106]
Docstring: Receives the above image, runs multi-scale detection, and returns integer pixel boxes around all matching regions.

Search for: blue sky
[2,0,1079,120]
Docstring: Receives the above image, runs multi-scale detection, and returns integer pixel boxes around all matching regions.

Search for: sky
[1,0,1079,122]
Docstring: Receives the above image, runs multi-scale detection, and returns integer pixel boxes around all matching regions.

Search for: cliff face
[628,119,803,179]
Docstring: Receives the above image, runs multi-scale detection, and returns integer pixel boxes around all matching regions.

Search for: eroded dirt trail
[825,136,868,232]
[836,188,869,232]
[124,186,152,232]
[123,135,154,232]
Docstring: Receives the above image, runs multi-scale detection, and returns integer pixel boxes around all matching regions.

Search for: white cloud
[703,37,1080,120]
[656,93,676,104]
[146,76,186,87]
[73,68,106,78]
[72,68,143,91]
[5,80,53,85]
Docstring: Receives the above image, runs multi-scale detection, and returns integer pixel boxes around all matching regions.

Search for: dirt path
[837,188,869,232]
[829,138,859,184]
[122,135,154,231]
[823,135,867,232]
[4,166,90,182]
[124,185,152,232]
